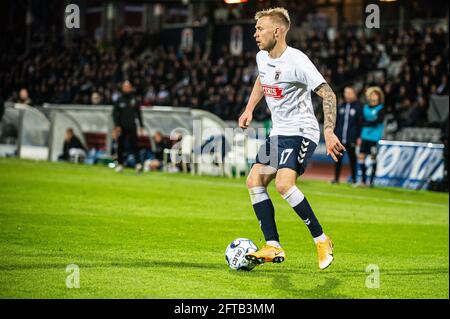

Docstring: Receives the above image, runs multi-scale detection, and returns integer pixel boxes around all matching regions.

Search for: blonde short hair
[255,7,290,30]
[365,86,385,104]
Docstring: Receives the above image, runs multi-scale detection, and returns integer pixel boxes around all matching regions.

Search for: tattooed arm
[314,83,346,162]
[314,83,337,132]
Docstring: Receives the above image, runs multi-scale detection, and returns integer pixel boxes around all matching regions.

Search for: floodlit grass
[0,158,448,298]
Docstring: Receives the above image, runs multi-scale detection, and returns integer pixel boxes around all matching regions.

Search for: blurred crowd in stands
[1,24,448,132]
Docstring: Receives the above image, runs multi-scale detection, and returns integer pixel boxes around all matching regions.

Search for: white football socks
[313,233,327,244]
[249,186,269,205]
[282,186,305,207]
[266,240,281,248]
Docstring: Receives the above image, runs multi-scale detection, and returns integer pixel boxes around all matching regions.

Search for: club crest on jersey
[262,85,284,99]
[274,70,281,80]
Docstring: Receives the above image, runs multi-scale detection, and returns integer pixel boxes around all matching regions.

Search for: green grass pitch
[0,158,448,298]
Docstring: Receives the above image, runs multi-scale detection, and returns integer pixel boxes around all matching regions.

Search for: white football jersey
[256,46,326,144]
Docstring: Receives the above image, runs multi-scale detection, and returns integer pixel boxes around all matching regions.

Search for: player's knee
[246,175,262,189]
[275,180,293,195]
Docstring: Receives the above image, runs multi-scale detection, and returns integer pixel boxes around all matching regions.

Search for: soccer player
[239,8,345,270]
[357,86,385,187]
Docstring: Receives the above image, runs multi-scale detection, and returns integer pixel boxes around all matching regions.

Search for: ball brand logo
[262,85,283,99]
[230,240,240,248]
[232,249,243,265]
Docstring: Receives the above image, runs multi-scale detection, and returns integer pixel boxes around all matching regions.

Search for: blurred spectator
[145,131,172,171]
[0,95,4,121]
[58,128,86,162]
[0,26,448,132]
[18,88,32,105]
[91,92,103,105]
[156,84,170,105]
[332,86,362,185]
[436,75,448,95]
[407,95,428,127]
[358,87,385,187]
[143,86,156,106]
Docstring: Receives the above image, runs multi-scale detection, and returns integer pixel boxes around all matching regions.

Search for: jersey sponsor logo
[262,85,284,99]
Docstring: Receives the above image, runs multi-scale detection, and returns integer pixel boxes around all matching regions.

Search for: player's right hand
[239,110,253,129]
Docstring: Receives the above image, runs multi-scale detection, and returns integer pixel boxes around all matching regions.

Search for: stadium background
[1,0,448,189]
[0,0,448,299]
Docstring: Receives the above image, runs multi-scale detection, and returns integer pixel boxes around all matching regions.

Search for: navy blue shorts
[254,135,317,176]
[360,140,378,156]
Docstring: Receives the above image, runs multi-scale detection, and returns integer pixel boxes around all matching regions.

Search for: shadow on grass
[0,259,448,279]
[1,260,447,298]
[272,274,346,298]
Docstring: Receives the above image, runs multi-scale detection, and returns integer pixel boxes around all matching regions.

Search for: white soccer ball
[225,238,258,271]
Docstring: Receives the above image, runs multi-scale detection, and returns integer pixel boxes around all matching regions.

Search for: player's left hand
[138,127,145,136]
[324,128,346,162]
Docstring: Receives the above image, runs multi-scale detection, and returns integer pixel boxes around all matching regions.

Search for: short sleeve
[294,52,326,91]
[255,51,264,74]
